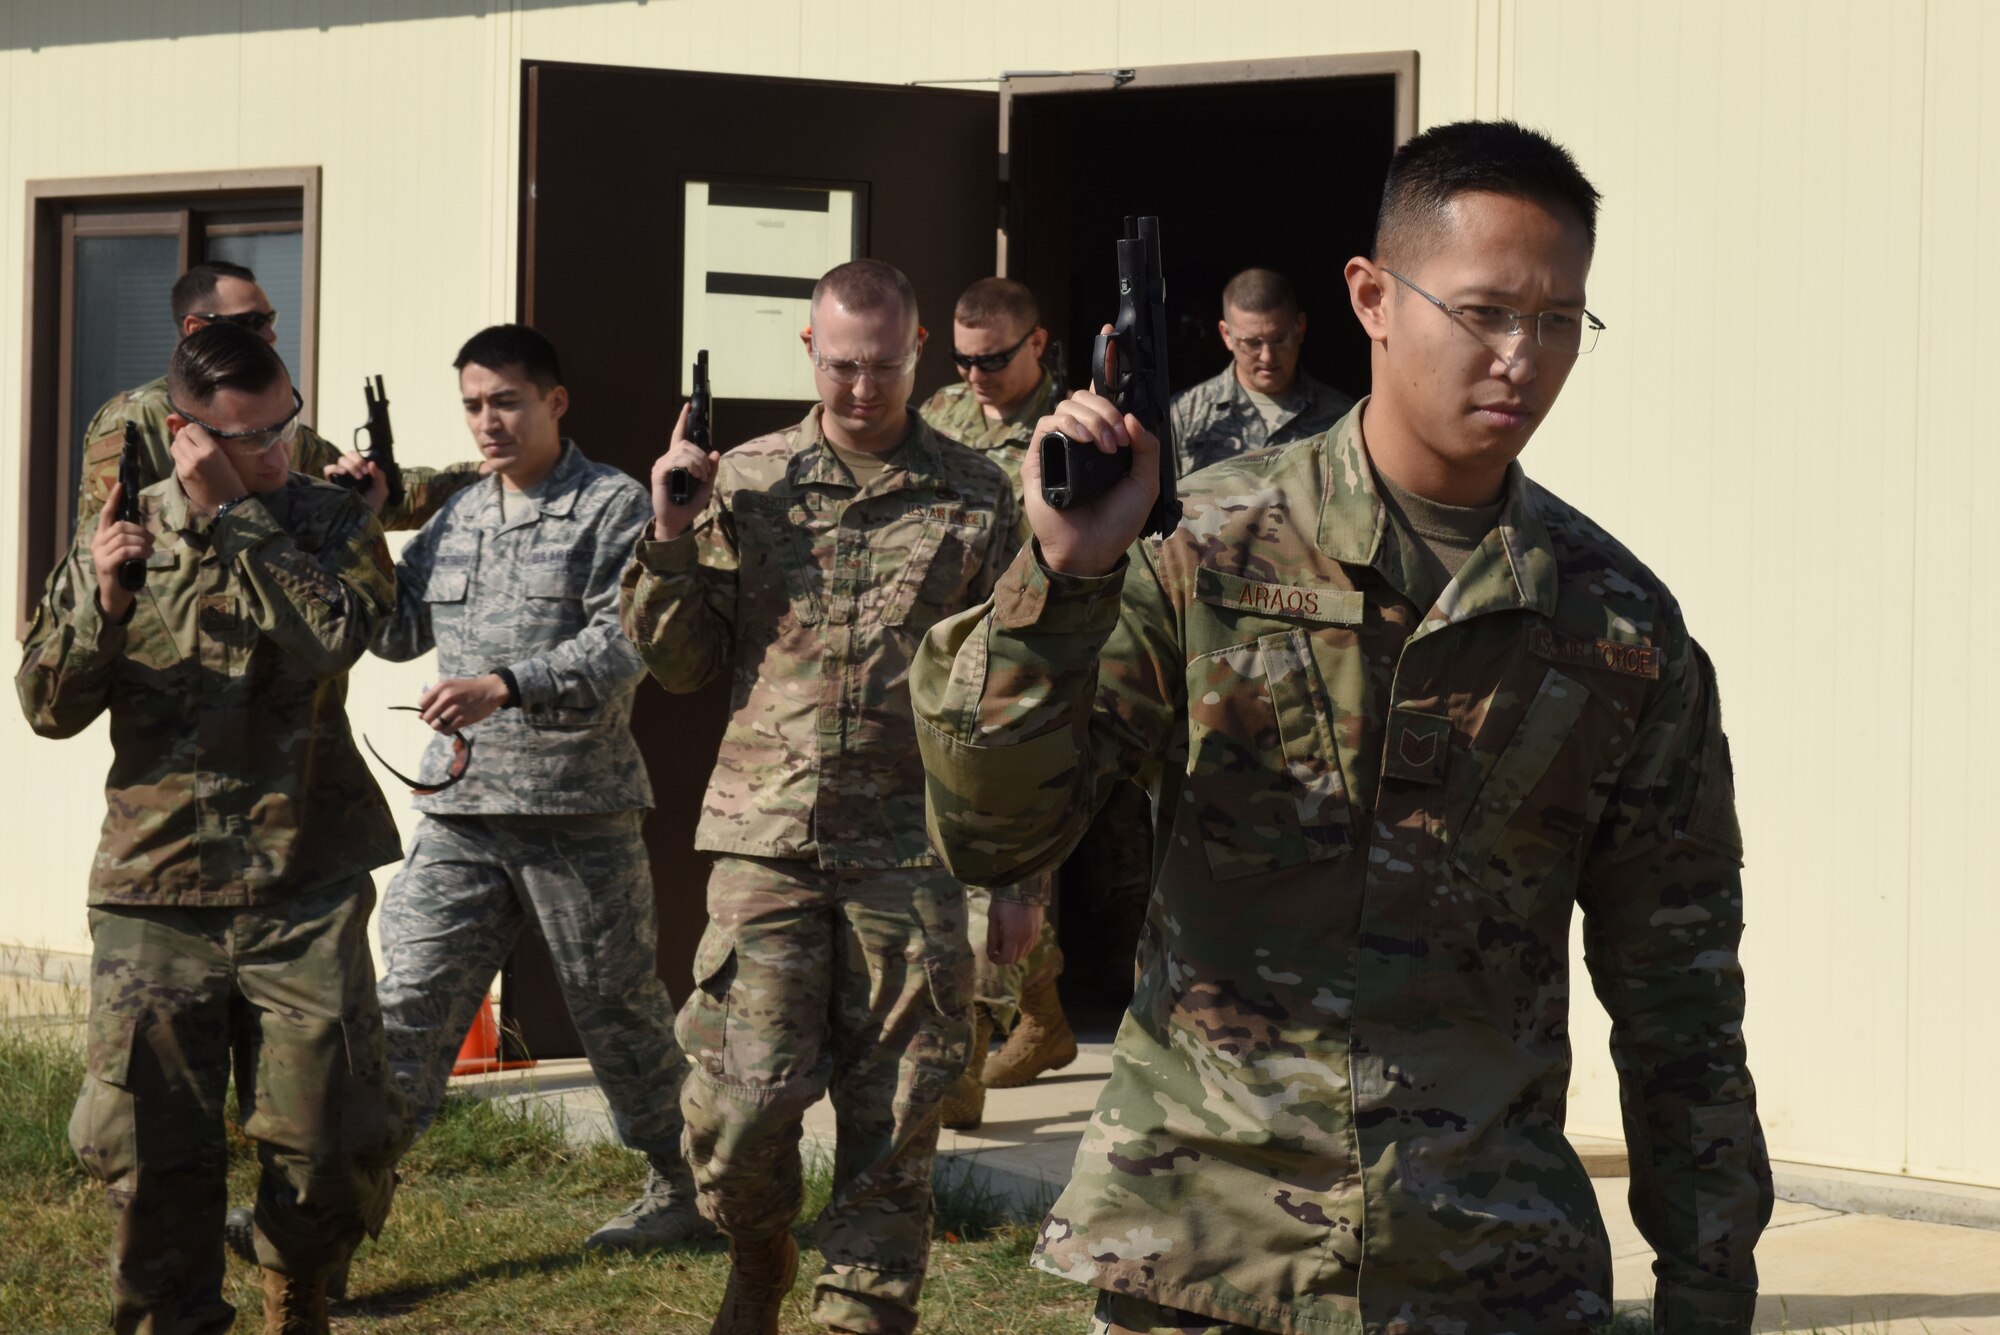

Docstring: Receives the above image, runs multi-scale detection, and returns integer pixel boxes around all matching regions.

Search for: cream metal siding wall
[1,0,1990,1188]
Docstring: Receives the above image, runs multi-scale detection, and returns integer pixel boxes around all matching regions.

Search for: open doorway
[1004,55,1413,420]
[1000,56,1415,1025]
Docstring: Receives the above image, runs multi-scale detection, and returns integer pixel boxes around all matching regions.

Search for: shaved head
[811,259,918,336]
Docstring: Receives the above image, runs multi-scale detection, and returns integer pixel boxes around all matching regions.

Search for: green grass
[0,1017,1088,1333]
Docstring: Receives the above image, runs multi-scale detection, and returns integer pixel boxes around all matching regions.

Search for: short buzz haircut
[170,261,259,324]
[1372,120,1602,267]
[811,259,918,333]
[954,277,1039,334]
[1221,268,1298,318]
[453,323,564,392]
[169,322,289,407]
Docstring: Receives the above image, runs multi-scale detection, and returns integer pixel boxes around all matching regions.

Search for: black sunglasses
[951,328,1035,373]
[195,309,279,334]
[363,707,475,795]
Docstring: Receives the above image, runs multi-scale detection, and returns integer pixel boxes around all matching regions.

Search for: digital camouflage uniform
[76,374,481,535]
[621,406,1020,1333]
[914,403,1772,1334]
[17,473,407,1333]
[368,440,691,1164]
[1168,364,1355,479]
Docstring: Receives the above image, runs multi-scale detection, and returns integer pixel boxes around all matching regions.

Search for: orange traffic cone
[452,995,538,1076]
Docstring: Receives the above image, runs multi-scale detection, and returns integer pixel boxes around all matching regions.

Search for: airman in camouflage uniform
[916,278,1069,1122]
[625,261,1034,1334]
[17,325,407,1333]
[1168,267,1354,479]
[73,261,480,536]
[914,123,1771,1335]
[364,325,708,1254]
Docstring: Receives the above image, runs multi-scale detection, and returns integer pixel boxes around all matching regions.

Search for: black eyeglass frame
[950,327,1037,374]
[193,308,280,333]
[1382,267,1606,356]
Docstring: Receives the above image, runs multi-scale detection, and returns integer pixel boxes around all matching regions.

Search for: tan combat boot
[261,1267,328,1335]
[983,950,1077,1088]
[709,1231,800,1335]
[939,1006,994,1130]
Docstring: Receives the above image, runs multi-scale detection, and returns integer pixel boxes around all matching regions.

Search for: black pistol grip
[118,556,146,593]
[1038,430,1133,511]
[667,467,694,506]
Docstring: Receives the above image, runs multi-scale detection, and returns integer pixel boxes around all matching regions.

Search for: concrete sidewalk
[470,1047,2000,1335]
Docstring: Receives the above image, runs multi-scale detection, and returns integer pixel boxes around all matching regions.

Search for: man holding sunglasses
[73,260,479,534]
[915,121,1769,1334]
[1168,266,1355,479]
[626,259,1036,1335]
[358,324,711,1260]
[19,323,407,1333]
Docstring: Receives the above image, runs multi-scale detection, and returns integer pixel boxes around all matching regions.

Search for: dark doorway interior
[1005,73,1401,1025]
[1007,75,1399,413]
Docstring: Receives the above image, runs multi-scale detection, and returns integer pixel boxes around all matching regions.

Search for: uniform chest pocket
[425,569,470,604]
[1452,667,1600,919]
[1184,628,1353,882]
[735,495,825,626]
[882,509,987,627]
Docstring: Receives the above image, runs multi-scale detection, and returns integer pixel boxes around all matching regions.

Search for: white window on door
[681,181,860,401]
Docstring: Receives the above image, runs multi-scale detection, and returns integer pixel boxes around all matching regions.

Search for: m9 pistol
[1037,216,1181,537]
[339,375,403,510]
[117,422,147,592]
[667,349,711,507]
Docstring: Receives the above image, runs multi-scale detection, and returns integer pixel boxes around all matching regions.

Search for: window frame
[16,167,320,638]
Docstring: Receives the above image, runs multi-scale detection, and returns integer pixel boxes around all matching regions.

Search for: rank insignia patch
[1382,708,1453,786]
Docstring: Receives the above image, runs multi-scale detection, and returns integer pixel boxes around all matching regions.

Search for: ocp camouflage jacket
[623,407,1020,870]
[1168,362,1355,478]
[914,404,1771,1334]
[18,474,400,907]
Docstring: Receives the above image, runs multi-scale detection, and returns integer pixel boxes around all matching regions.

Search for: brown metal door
[503,61,998,1059]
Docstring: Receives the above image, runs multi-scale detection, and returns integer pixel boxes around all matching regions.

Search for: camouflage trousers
[678,855,972,1335]
[1091,1291,1269,1335]
[376,811,689,1158]
[72,875,406,1335]
[963,879,1054,1029]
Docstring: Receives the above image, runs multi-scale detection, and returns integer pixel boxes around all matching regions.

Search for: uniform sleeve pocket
[1453,667,1591,918]
[1184,629,1353,882]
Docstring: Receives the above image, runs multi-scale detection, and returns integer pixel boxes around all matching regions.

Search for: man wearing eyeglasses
[19,323,407,1333]
[72,260,479,535]
[915,121,1769,1335]
[1168,267,1355,479]
[625,259,1035,1335]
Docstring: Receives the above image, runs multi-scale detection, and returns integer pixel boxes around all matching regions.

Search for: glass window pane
[204,230,303,379]
[681,182,860,402]
[70,234,180,531]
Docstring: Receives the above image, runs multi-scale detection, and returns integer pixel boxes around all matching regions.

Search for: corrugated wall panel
[1906,0,2000,1190]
